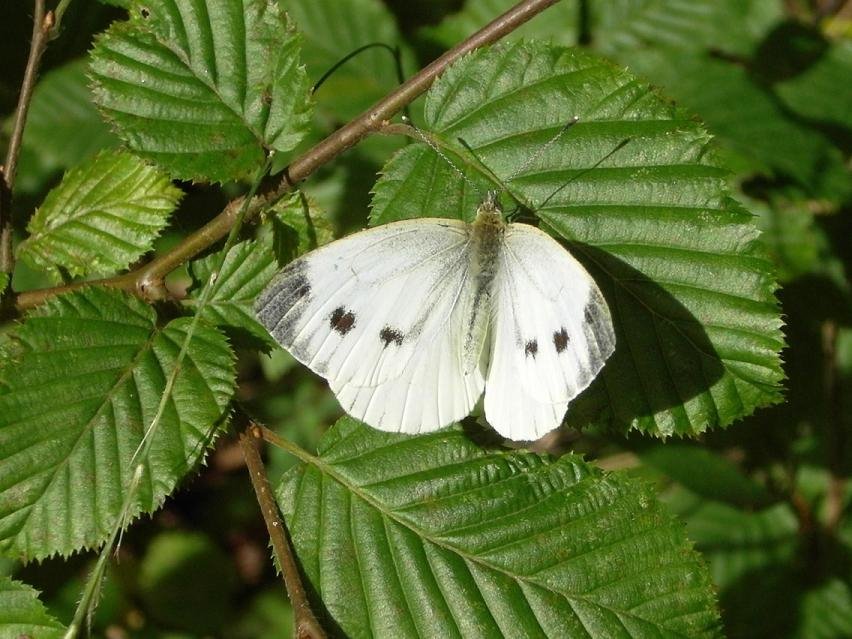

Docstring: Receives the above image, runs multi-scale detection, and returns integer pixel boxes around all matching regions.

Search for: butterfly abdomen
[461,204,506,364]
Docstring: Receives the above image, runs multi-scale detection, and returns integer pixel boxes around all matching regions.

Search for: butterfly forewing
[483,223,615,440]
[255,219,488,432]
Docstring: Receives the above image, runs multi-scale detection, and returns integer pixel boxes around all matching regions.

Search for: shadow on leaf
[563,244,727,437]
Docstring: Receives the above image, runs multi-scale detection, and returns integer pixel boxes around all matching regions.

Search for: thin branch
[240,424,326,639]
[13,0,561,312]
[1,0,53,284]
[822,320,846,533]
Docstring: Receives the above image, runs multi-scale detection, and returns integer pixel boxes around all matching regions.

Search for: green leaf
[228,587,294,638]
[276,418,722,638]
[0,576,65,639]
[16,151,182,281]
[752,198,821,283]
[11,59,118,195]
[186,235,280,351]
[184,194,330,350]
[282,0,410,121]
[665,488,848,639]
[672,495,798,590]
[265,191,334,263]
[749,193,845,284]
[590,0,781,57]
[89,0,312,182]
[641,444,771,507]
[796,579,852,639]
[184,194,332,352]
[667,483,852,638]
[422,0,579,49]
[0,287,235,560]
[371,41,784,437]
[624,50,850,199]
[773,39,852,129]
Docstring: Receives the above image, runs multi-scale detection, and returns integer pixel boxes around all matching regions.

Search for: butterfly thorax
[462,194,506,364]
[470,192,506,272]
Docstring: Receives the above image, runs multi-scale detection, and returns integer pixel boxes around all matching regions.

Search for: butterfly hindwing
[484,223,615,440]
[331,308,487,433]
[255,218,487,433]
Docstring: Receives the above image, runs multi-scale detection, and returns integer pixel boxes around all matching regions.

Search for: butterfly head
[481,190,502,213]
[478,188,538,228]
[472,190,507,242]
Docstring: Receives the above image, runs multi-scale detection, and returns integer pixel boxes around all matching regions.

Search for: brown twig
[1,0,54,286]
[13,0,561,312]
[821,320,846,533]
[240,424,326,639]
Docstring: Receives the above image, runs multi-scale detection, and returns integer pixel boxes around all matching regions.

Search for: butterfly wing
[255,218,487,433]
[484,223,615,440]
[330,320,486,433]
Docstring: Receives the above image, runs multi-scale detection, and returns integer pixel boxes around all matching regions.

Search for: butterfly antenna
[456,117,580,214]
[537,137,632,212]
[401,116,485,198]
[506,116,580,183]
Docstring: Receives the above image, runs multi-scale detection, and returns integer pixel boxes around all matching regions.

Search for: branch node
[138,277,169,302]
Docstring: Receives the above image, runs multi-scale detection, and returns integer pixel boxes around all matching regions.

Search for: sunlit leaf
[0,287,235,559]
[16,151,182,281]
[89,0,312,182]
[0,576,65,639]
[277,417,722,638]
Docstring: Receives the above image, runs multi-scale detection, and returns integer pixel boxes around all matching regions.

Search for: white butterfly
[255,191,615,440]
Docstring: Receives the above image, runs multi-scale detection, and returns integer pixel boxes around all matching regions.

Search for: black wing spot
[380,326,404,348]
[553,327,570,353]
[330,307,356,335]
[524,339,538,358]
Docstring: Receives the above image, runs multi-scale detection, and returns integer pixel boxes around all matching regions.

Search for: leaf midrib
[293,449,699,637]
[8,327,159,547]
[142,14,272,153]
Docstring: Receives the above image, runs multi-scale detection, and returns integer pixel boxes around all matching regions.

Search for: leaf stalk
[240,423,326,639]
